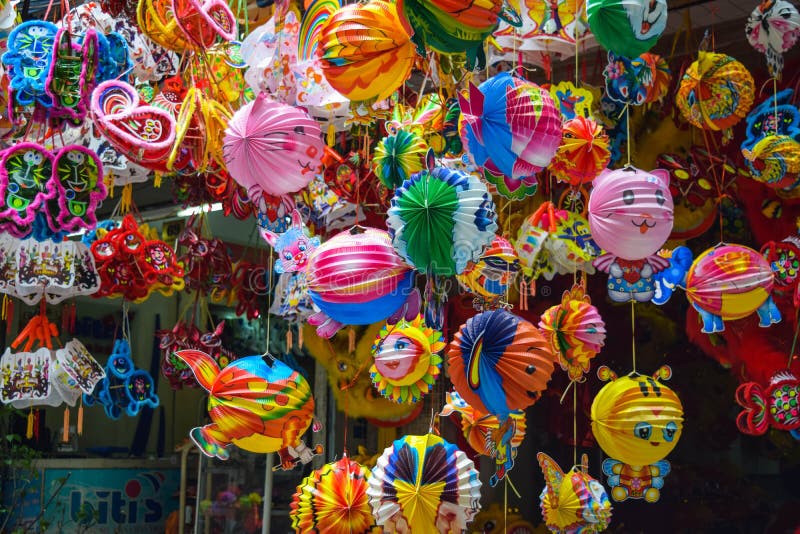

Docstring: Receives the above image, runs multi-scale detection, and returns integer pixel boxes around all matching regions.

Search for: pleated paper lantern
[550,116,610,187]
[588,166,673,260]
[290,456,375,534]
[591,365,683,467]
[676,52,755,134]
[367,433,482,532]
[587,0,667,58]
[447,309,556,418]
[373,129,428,190]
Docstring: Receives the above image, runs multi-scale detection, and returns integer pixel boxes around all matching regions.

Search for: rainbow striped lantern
[305,227,415,338]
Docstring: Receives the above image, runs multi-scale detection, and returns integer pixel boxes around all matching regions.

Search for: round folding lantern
[588,166,674,261]
[373,129,428,190]
[447,309,556,418]
[587,0,668,58]
[550,116,611,187]
[591,366,683,467]
[676,52,755,134]
[305,227,414,326]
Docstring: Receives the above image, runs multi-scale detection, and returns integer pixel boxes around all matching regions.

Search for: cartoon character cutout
[537,452,612,533]
[602,458,670,503]
[48,146,106,232]
[625,0,667,42]
[260,209,320,274]
[589,167,674,303]
[0,143,55,231]
[2,20,58,106]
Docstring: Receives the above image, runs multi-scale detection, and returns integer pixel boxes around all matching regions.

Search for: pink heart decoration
[91,80,176,172]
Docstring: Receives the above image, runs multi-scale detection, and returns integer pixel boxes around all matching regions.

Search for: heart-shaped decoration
[0,143,55,229]
[735,382,769,436]
[91,80,176,172]
[137,0,190,53]
[48,145,106,233]
[172,0,237,49]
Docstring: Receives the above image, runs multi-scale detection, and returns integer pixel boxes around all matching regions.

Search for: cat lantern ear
[291,209,304,230]
[260,226,279,248]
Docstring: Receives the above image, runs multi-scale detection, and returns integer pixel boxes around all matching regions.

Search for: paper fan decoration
[317,0,417,102]
[370,315,446,404]
[550,116,610,187]
[676,52,755,135]
[223,92,323,196]
[447,309,556,418]
[538,452,612,534]
[386,163,498,276]
[290,456,375,534]
[539,285,606,382]
[745,0,800,79]
[367,433,482,533]
[373,129,429,190]
[441,391,527,487]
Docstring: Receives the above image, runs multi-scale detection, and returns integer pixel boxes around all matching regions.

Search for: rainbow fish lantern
[175,350,320,469]
[458,72,561,199]
[537,452,612,534]
[591,366,682,503]
[370,315,446,404]
[736,369,800,441]
[652,245,782,333]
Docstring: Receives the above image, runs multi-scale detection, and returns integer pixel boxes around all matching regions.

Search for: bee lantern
[591,365,683,502]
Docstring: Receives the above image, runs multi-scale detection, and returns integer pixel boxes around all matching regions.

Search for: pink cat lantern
[588,166,674,260]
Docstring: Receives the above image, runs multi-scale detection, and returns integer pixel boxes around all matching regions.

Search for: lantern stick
[504,477,507,533]
[631,301,637,373]
[262,253,274,357]
[789,308,800,370]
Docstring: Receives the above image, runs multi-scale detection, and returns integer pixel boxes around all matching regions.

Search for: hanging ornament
[366,433,482,532]
[369,314,446,404]
[745,0,800,79]
[456,235,520,309]
[537,452,612,534]
[736,369,800,440]
[587,0,667,58]
[550,116,611,187]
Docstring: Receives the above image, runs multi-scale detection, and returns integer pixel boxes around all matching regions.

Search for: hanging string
[263,253,274,357]
[788,308,800,369]
[504,476,508,534]
[625,104,632,167]
[631,301,637,373]
[573,384,578,466]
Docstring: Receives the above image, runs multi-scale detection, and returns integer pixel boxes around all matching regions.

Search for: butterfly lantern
[591,366,683,503]
[745,0,800,79]
[537,452,612,534]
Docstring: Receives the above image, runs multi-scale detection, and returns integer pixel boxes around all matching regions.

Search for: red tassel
[519,280,528,311]
[348,328,356,353]
[5,298,13,336]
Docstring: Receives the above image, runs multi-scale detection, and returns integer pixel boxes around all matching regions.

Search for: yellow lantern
[590,365,683,467]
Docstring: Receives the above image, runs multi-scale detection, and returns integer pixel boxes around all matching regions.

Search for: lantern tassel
[5,297,13,336]
[286,329,293,350]
[297,326,303,349]
[63,408,70,442]
[153,172,163,188]
[348,327,356,353]
[26,409,34,440]
[77,400,84,436]
[518,279,528,311]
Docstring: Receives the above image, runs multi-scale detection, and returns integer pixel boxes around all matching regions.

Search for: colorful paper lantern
[538,452,612,534]
[175,350,317,466]
[366,433,482,533]
[373,129,429,190]
[742,134,800,191]
[539,285,606,382]
[745,0,800,79]
[223,92,323,196]
[447,309,556,418]
[441,391,526,486]
[591,365,683,467]
[370,315,446,404]
[676,52,755,134]
[305,227,415,337]
[290,456,376,533]
[550,116,610,187]
[456,235,520,306]
[317,0,417,102]
[588,166,673,260]
[386,164,497,276]
[736,369,800,440]
[652,245,782,333]
[459,72,561,198]
[587,0,667,58]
